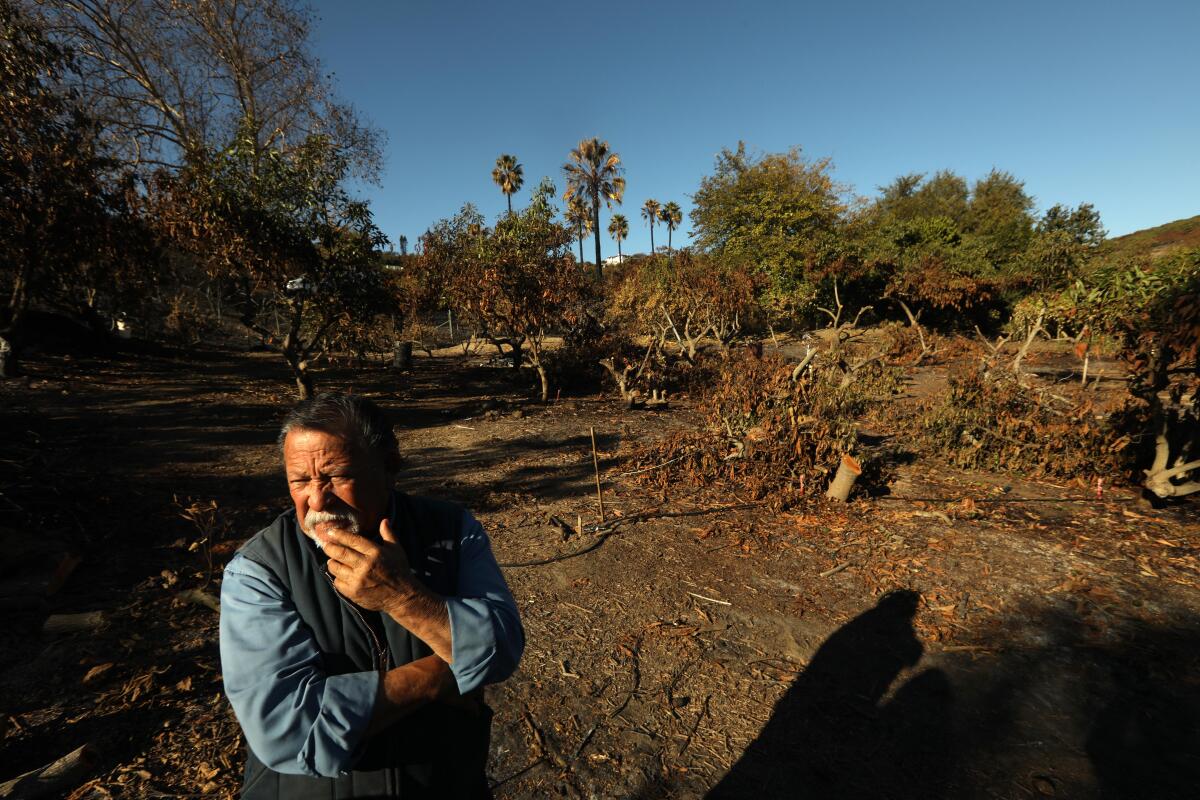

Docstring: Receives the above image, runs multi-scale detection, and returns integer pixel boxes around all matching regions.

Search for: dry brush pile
[625,350,904,507]
[918,363,1130,481]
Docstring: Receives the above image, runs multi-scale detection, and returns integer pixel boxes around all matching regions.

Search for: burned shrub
[919,364,1129,479]
[626,351,903,504]
[607,252,762,363]
[544,311,625,397]
[1006,250,1200,497]
[880,321,941,365]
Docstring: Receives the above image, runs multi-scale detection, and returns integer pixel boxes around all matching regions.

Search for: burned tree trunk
[1127,342,1200,499]
[510,338,523,370]
[599,357,636,405]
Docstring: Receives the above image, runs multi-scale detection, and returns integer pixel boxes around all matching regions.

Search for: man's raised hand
[328,519,454,663]
[325,519,416,614]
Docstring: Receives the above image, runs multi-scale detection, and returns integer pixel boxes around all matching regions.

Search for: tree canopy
[43,0,382,178]
[1,0,152,375]
[690,143,844,320]
[154,129,390,397]
[563,138,625,281]
[423,200,586,401]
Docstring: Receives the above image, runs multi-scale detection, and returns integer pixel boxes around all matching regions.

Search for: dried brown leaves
[626,352,903,507]
[919,364,1130,480]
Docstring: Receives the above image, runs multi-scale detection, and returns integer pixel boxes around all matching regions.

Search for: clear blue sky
[310,0,1199,257]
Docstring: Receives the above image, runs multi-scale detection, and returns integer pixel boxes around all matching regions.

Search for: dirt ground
[1,339,1198,799]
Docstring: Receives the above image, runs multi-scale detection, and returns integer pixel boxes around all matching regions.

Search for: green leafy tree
[661,201,683,254]
[608,213,629,263]
[689,143,844,320]
[967,169,1035,268]
[862,169,1045,324]
[562,137,626,282]
[878,170,970,226]
[492,153,524,215]
[1037,203,1106,248]
[528,176,558,218]
[642,199,661,253]
[1017,203,1106,291]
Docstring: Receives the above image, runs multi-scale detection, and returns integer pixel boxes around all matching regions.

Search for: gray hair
[278,393,399,461]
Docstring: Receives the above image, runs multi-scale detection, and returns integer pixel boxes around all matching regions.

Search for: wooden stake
[589,426,605,523]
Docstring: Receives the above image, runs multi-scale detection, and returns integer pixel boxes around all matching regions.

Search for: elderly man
[220,393,524,798]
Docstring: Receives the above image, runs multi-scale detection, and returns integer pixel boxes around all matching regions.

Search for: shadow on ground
[629,592,1200,800]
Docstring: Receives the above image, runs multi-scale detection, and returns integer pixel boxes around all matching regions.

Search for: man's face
[282,427,393,547]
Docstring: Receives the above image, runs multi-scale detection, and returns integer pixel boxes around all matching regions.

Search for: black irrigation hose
[498,530,616,568]
[497,502,760,568]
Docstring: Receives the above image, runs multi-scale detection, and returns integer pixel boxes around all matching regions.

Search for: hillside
[1103,213,1200,261]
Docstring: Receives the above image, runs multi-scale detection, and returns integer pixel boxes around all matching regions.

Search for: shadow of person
[706,590,954,799]
[1085,629,1200,800]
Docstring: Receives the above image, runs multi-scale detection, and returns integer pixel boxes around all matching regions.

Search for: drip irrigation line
[497,501,760,569]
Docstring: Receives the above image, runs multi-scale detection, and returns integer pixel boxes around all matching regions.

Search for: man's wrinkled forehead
[282,426,377,468]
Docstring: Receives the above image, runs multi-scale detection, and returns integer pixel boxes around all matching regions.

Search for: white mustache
[303,510,360,539]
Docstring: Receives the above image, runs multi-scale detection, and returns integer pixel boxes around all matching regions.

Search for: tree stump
[392,341,413,371]
[826,454,862,502]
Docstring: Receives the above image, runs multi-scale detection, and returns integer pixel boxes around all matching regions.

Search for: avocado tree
[0,0,152,376]
[155,130,390,398]
[426,200,585,401]
[690,143,844,324]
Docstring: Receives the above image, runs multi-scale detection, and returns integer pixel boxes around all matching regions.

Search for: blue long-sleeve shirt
[219,510,523,778]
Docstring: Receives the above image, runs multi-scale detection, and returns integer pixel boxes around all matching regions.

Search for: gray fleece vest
[234,492,492,799]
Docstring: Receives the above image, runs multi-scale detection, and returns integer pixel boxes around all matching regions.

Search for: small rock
[510,409,525,419]
[1032,775,1056,796]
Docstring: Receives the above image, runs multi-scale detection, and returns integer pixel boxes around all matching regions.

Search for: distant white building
[604,253,645,266]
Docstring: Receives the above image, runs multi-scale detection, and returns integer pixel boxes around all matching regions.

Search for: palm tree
[562,138,625,282]
[492,154,524,215]
[661,201,682,254]
[641,199,661,254]
[607,213,629,264]
[565,194,593,266]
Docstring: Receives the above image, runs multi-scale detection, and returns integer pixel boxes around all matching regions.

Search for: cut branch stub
[0,744,98,799]
[826,454,863,502]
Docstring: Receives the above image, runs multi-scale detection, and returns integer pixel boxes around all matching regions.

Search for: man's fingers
[379,518,397,544]
[323,541,362,566]
[326,529,378,556]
